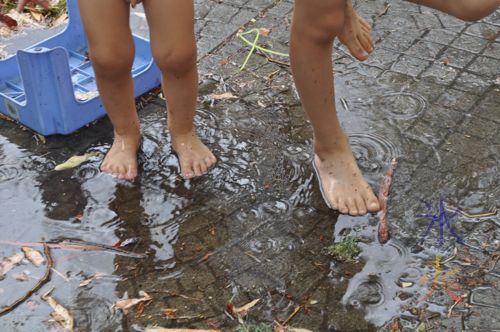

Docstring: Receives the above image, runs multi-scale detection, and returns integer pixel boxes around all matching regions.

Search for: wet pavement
[1,0,499,331]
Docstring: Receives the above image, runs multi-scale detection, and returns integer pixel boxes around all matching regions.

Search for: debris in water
[54,152,99,171]
[22,247,45,266]
[112,291,151,315]
[0,252,24,276]
[377,158,397,244]
[322,236,361,263]
[42,289,74,331]
[79,272,104,287]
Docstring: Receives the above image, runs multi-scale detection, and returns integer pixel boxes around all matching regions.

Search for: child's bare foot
[314,136,380,216]
[338,8,374,61]
[171,131,216,179]
[100,131,140,180]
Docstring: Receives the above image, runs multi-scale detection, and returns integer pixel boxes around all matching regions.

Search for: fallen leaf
[400,281,413,288]
[226,303,235,316]
[135,301,146,319]
[259,27,271,37]
[75,91,99,101]
[29,9,43,22]
[0,13,18,29]
[234,298,260,314]
[207,92,236,100]
[162,308,177,319]
[54,152,98,171]
[0,252,24,275]
[113,237,140,249]
[112,291,151,315]
[14,271,30,281]
[42,290,74,331]
[22,247,45,267]
[79,272,104,287]
[52,12,68,27]
[388,319,401,332]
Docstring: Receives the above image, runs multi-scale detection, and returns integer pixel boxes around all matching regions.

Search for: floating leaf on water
[79,272,104,287]
[399,281,414,288]
[14,271,30,281]
[112,291,151,315]
[41,289,75,331]
[0,252,24,275]
[22,247,45,267]
[75,91,99,101]
[54,152,99,171]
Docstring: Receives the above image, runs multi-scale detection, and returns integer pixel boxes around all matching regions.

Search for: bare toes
[193,163,203,177]
[338,199,349,214]
[355,197,367,215]
[181,163,194,179]
[363,192,380,213]
[199,161,208,175]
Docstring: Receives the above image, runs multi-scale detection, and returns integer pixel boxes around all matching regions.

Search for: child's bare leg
[408,0,499,21]
[142,0,216,179]
[338,0,374,61]
[78,0,139,180]
[290,0,380,216]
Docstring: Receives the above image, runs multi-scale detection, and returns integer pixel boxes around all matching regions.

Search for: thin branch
[0,243,53,316]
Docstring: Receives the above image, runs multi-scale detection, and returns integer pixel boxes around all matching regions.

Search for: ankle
[313,133,350,158]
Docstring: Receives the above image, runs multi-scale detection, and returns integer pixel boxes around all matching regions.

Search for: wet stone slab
[0,0,499,331]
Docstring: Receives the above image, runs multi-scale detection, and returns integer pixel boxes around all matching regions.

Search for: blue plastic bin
[0,0,161,135]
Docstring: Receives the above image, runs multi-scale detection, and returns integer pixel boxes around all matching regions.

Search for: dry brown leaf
[0,252,24,275]
[259,27,271,37]
[135,301,146,319]
[52,12,68,27]
[112,291,151,315]
[22,247,45,267]
[42,290,74,331]
[79,272,104,287]
[207,92,236,100]
[14,271,30,281]
[29,9,43,22]
[162,308,177,319]
[234,298,260,313]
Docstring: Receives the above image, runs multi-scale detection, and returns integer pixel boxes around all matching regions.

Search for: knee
[153,43,197,77]
[89,46,134,78]
[292,3,345,44]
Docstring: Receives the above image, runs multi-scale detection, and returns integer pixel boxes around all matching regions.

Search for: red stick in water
[378,158,397,244]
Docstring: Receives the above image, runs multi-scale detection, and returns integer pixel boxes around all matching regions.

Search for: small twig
[445,204,497,219]
[0,243,53,316]
[282,305,301,326]
[377,4,391,18]
[263,53,290,67]
[377,159,398,244]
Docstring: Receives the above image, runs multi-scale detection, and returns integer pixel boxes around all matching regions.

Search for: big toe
[181,162,195,179]
[348,41,369,61]
[365,195,381,213]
